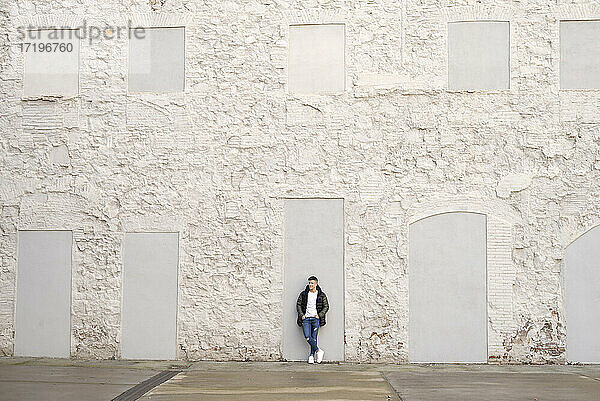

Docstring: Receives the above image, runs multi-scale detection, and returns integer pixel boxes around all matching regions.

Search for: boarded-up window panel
[283,199,345,361]
[448,21,510,90]
[23,29,80,96]
[128,27,185,93]
[288,24,345,93]
[15,231,72,357]
[564,226,600,363]
[560,20,600,89]
[122,232,179,360]
[409,212,487,363]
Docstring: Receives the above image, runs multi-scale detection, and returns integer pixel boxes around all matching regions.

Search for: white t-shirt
[306,291,318,317]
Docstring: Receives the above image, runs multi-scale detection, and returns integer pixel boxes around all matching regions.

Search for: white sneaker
[316,349,324,363]
[308,355,314,364]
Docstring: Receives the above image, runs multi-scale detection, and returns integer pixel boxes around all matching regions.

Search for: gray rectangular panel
[122,232,179,360]
[288,24,345,93]
[409,212,487,363]
[448,21,510,90]
[15,231,72,357]
[560,20,600,89]
[283,199,344,361]
[128,27,185,93]
[564,226,600,363]
[23,29,80,96]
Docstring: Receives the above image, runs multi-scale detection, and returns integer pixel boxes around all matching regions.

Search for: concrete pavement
[0,357,598,400]
[0,358,190,401]
[141,370,399,400]
[382,364,600,401]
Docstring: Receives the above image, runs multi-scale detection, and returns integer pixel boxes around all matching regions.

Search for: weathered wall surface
[1,0,600,363]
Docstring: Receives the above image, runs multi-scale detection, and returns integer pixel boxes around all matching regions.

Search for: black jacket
[296,285,329,327]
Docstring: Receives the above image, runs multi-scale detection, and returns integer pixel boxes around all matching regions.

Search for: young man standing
[296,276,329,364]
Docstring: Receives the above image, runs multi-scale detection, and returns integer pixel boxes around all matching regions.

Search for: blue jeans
[302,317,319,356]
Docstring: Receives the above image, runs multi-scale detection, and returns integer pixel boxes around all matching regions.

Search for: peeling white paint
[496,173,533,198]
[1,1,598,364]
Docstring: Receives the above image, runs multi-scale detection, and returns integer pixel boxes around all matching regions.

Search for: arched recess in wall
[409,211,488,363]
[406,197,520,362]
[564,224,600,363]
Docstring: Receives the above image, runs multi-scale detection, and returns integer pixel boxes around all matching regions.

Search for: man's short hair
[308,276,318,282]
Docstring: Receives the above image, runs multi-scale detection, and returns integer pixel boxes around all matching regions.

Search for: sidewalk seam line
[380,370,404,401]
[111,370,181,401]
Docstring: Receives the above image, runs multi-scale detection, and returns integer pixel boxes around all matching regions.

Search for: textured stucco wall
[1,0,600,364]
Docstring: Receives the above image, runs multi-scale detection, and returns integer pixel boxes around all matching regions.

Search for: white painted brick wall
[1,0,600,363]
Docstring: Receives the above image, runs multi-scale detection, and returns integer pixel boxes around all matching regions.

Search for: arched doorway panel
[409,212,487,363]
[564,225,600,363]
